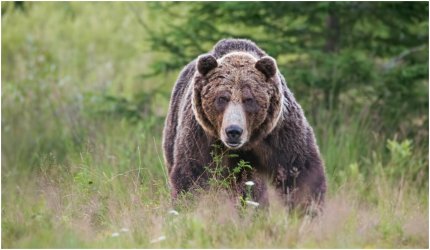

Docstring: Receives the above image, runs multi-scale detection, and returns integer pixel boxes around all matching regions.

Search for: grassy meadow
[1,2,428,248]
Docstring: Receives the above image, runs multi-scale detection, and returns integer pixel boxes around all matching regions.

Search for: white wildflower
[168,209,179,216]
[245,181,255,186]
[245,200,260,207]
[111,232,120,237]
[120,228,129,233]
[150,235,166,243]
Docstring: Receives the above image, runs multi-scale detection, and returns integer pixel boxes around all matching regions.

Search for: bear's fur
[163,39,326,211]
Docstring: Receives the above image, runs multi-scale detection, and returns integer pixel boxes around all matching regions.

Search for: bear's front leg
[170,161,209,199]
[274,160,326,215]
[169,124,214,200]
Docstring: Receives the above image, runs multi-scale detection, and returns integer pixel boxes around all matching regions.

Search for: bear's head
[192,52,283,149]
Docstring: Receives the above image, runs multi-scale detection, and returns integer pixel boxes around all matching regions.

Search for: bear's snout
[225,125,243,144]
[221,103,248,149]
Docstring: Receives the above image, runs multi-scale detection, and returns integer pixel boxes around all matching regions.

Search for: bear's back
[211,39,267,59]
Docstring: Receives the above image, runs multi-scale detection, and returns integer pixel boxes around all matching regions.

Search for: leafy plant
[205,143,252,191]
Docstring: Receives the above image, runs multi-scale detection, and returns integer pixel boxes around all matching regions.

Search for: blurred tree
[1,1,27,16]
[135,1,428,141]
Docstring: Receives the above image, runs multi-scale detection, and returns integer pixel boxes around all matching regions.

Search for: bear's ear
[255,56,277,79]
[197,54,218,76]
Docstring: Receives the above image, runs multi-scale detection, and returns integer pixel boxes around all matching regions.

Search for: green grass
[2,2,428,248]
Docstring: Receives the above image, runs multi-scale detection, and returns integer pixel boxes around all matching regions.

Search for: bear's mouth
[225,141,242,149]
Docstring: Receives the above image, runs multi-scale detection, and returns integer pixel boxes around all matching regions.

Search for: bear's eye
[243,97,254,104]
[243,97,260,113]
[218,96,229,104]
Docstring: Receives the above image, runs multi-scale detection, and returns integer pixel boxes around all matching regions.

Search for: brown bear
[163,38,326,212]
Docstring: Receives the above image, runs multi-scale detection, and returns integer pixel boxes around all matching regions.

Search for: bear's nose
[225,125,243,141]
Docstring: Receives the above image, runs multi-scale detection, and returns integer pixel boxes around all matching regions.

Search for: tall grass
[2,2,428,248]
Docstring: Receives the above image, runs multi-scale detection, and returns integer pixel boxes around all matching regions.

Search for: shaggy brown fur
[162,39,326,212]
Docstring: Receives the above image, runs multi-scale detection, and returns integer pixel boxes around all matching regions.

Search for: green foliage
[387,139,412,166]
[206,144,252,190]
[1,2,428,248]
